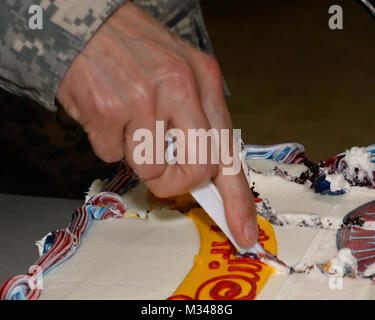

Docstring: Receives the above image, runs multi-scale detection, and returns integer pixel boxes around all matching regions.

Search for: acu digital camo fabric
[0,0,223,198]
[0,0,127,111]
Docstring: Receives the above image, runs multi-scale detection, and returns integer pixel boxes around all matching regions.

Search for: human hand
[57,2,258,247]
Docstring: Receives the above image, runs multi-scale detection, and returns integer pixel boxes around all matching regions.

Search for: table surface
[0,194,82,285]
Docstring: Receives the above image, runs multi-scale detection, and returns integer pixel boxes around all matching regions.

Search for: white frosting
[323,248,357,277]
[35,233,52,257]
[243,159,375,300]
[325,173,350,193]
[39,182,200,300]
[277,213,343,230]
[291,263,314,274]
[84,179,107,203]
[260,257,289,274]
[245,159,308,178]
[344,147,374,177]
[363,263,375,278]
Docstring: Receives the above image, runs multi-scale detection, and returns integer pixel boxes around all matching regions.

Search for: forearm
[0,0,126,111]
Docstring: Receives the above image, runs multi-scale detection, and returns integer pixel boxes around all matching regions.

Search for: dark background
[202,0,375,159]
[0,0,374,199]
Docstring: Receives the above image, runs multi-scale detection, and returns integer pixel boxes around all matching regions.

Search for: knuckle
[131,81,152,104]
[203,56,223,93]
[171,62,194,81]
[163,61,195,97]
[130,82,155,117]
[91,94,121,124]
[205,55,222,79]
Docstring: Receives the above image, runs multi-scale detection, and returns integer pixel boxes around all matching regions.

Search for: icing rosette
[0,192,126,300]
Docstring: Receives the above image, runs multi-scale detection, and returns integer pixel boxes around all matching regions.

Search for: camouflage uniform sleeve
[0,0,127,111]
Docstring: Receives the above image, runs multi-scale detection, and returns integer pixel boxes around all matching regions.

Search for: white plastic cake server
[190,181,248,253]
[190,181,289,272]
[166,133,288,271]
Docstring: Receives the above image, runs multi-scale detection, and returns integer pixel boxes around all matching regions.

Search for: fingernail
[244,219,258,243]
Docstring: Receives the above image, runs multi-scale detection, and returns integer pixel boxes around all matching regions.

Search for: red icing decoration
[211,240,232,247]
[337,201,375,274]
[211,240,234,260]
[195,275,257,300]
[210,225,222,232]
[227,267,261,280]
[210,280,241,300]
[227,257,263,281]
[89,193,126,217]
[209,261,221,269]
[169,215,273,301]
[258,226,270,243]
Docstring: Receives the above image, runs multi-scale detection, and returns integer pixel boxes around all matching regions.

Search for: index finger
[214,151,259,248]
[185,49,259,247]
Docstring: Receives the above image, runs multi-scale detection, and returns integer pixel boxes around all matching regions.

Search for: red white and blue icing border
[0,192,126,300]
[243,143,306,164]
